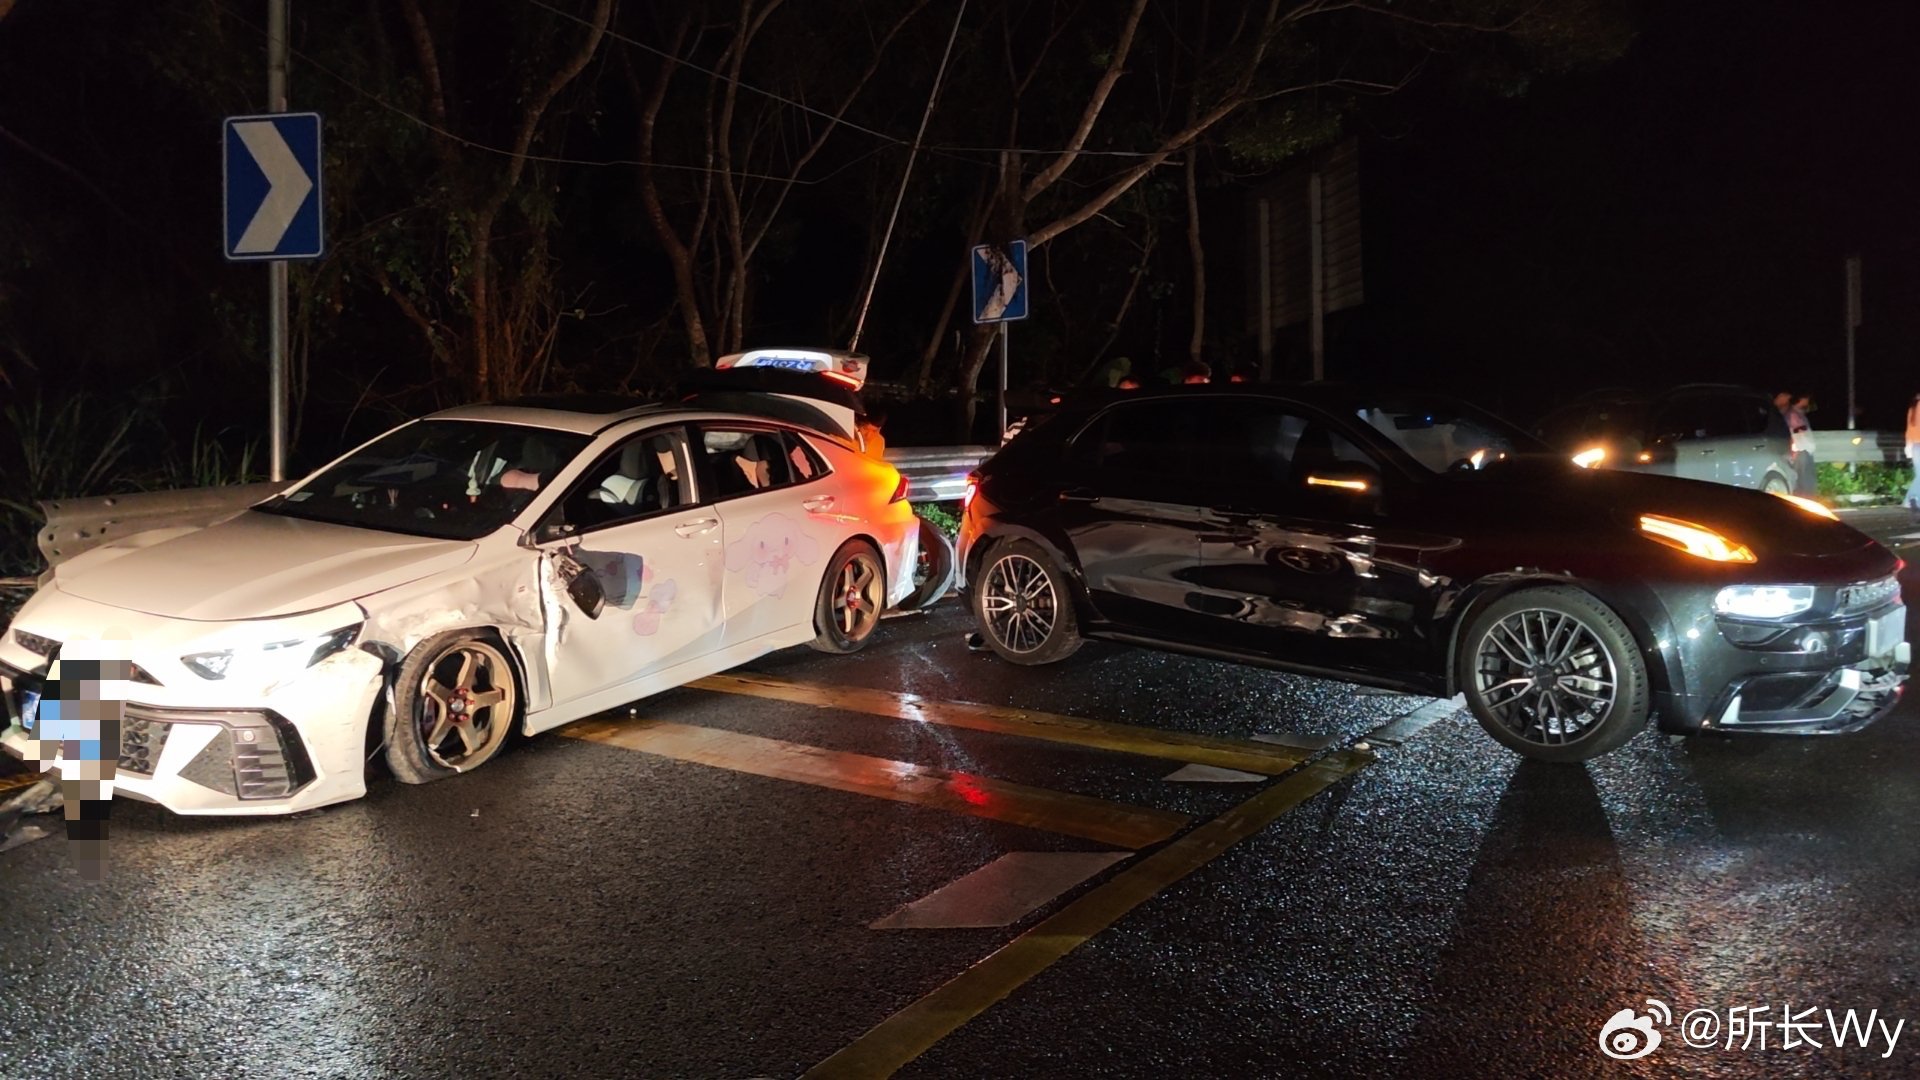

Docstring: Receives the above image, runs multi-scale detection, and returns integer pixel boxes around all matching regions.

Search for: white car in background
[0,350,919,814]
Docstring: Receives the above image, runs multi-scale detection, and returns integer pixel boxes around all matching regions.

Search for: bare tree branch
[1022,0,1149,204]
[501,0,614,196]
[396,0,451,136]
[742,0,929,263]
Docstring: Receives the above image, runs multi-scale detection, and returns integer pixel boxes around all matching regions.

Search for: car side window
[1073,399,1202,477]
[1656,395,1741,441]
[784,431,830,482]
[699,426,800,499]
[545,428,691,536]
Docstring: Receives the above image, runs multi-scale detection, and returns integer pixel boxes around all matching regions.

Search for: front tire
[1459,587,1649,762]
[385,630,520,784]
[810,540,887,653]
[972,539,1082,665]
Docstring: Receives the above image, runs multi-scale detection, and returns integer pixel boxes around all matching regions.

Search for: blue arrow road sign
[223,112,323,261]
[971,240,1028,323]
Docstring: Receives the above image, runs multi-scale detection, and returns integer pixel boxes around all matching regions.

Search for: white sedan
[0,354,918,814]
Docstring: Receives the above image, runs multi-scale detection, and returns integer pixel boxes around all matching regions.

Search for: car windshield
[256,420,590,540]
[1353,399,1557,476]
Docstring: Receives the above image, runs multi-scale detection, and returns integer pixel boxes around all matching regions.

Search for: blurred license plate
[1868,607,1906,657]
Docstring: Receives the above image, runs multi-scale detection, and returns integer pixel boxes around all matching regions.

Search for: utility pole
[1308,170,1325,382]
[849,0,967,354]
[1256,198,1272,380]
[266,0,290,481]
[1845,254,1861,431]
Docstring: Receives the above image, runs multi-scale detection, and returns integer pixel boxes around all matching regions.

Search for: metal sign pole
[1845,254,1861,431]
[266,0,290,481]
[998,323,1010,441]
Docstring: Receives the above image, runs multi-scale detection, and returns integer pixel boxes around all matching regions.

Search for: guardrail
[1811,430,1907,466]
[886,445,993,503]
[36,481,285,570]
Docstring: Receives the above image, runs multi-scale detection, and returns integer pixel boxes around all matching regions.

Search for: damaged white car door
[527,425,726,732]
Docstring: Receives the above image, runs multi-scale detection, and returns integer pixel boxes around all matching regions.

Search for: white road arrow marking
[232,120,314,255]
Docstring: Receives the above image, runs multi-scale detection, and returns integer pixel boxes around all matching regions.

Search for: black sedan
[955,385,1910,761]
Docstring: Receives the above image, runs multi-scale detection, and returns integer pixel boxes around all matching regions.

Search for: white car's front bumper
[1,591,383,816]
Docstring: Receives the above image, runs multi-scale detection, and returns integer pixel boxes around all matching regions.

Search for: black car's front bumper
[1644,585,1909,736]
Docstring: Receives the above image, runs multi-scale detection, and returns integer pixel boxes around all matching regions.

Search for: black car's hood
[1468,466,1881,562]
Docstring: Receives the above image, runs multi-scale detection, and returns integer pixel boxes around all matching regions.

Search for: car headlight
[1639,514,1756,563]
[1572,445,1607,468]
[1714,584,1815,619]
[182,624,361,682]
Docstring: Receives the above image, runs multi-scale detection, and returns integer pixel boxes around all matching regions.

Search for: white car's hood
[53,511,478,621]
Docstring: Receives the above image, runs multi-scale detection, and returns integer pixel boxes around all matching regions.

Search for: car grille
[12,629,57,659]
[1838,576,1901,616]
[145,705,316,800]
[117,714,173,776]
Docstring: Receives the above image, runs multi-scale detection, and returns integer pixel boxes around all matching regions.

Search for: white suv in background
[1533,384,1797,492]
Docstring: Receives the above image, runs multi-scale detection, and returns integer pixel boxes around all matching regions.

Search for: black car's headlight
[182,624,361,682]
[1713,584,1815,619]
[1639,514,1756,563]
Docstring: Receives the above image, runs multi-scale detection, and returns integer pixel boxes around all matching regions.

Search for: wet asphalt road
[2,511,1918,1078]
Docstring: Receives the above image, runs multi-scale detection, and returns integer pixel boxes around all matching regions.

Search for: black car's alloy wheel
[974,539,1081,665]
[1462,586,1649,762]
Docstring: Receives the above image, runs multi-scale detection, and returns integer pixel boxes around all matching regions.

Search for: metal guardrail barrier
[885,445,993,503]
[36,482,286,570]
[1811,430,1906,466]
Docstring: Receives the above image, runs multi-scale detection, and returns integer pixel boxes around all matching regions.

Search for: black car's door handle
[1058,487,1097,503]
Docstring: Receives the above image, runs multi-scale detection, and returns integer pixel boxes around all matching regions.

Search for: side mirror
[549,551,605,619]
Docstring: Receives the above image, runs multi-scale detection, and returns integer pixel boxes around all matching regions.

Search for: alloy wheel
[1472,608,1618,746]
[417,640,516,770]
[980,553,1058,654]
[833,551,885,642]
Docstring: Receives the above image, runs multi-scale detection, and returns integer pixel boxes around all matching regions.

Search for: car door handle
[1058,487,1096,503]
[1697,448,1715,454]
[802,495,836,513]
[674,517,719,537]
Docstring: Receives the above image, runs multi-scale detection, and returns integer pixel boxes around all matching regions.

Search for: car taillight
[962,474,979,510]
[890,473,909,503]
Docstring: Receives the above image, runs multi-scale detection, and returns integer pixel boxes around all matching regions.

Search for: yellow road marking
[563,717,1190,850]
[691,673,1310,776]
[804,748,1374,1079]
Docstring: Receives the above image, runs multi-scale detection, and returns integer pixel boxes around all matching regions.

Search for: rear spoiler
[680,367,864,443]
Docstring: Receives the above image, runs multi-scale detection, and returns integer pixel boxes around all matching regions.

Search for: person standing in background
[1791,394,1818,497]
[1903,393,1920,522]
[1775,391,1813,496]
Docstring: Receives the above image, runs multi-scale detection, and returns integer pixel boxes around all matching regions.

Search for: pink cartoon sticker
[724,512,820,598]
[632,578,677,636]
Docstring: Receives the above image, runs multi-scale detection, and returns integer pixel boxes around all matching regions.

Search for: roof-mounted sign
[717,348,869,389]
